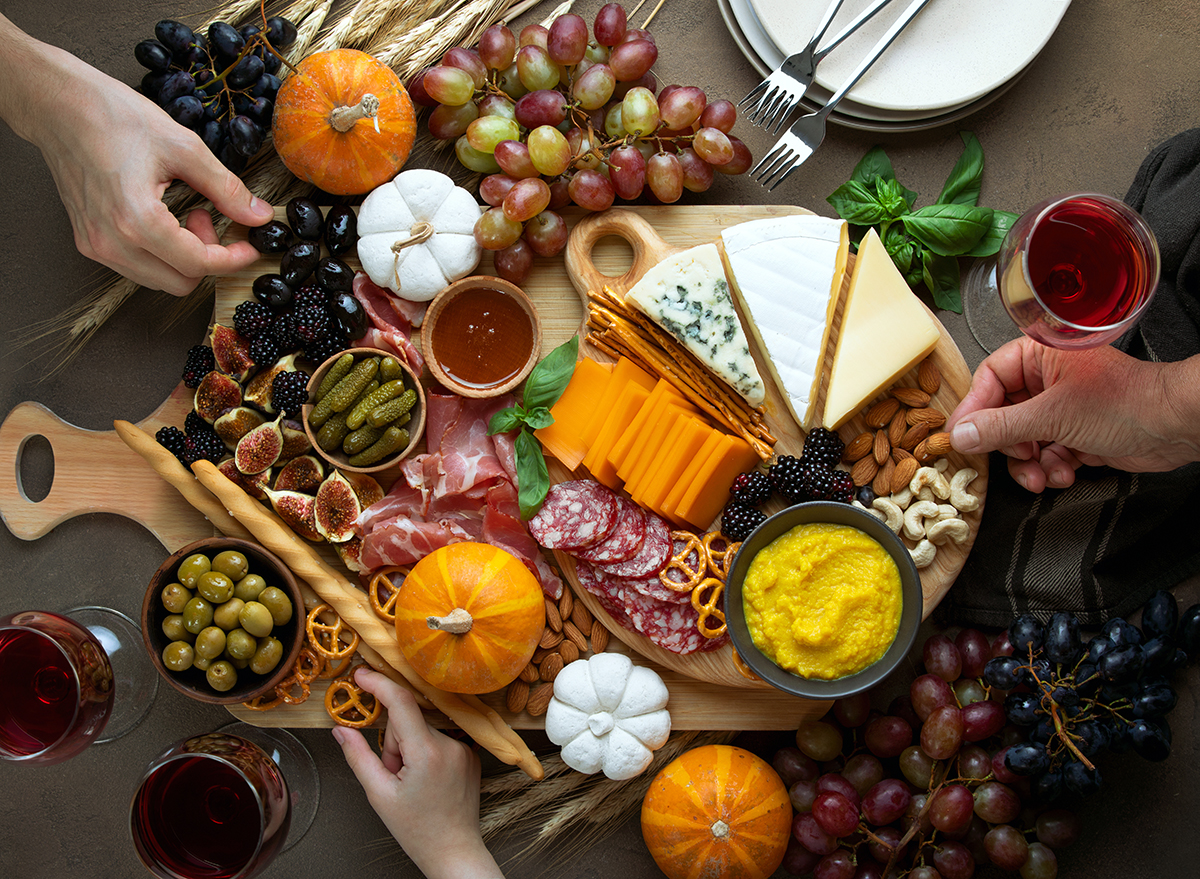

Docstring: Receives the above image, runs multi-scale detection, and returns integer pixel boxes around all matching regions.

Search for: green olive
[206,660,238,692]
[212,597,246,631]
[182,596,215,635]
[249,637,284,675]
[195,570,235,604]
[162,640,194,672]
[177,553,212,588]
[194,626,228,661]
[161,582,191,614]
[162,614,192,643]
[212,549,250,580]
[239,601,274,638]
[227,656,249,670]
[234,573,268,603]
[225,628,258,661]
[193,655,212,672]
[257,587,294,626]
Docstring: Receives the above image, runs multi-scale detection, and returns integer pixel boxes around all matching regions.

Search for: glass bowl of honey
[421,276,543,398]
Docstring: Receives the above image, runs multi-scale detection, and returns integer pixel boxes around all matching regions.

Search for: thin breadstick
[191,460,543,779]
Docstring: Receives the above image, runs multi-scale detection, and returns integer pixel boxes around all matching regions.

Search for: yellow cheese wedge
[821,228,941,430]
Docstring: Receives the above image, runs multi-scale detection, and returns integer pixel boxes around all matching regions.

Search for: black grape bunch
[133,17,298,172]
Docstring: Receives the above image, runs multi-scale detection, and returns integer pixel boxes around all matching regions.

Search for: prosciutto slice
[351,273,425,372]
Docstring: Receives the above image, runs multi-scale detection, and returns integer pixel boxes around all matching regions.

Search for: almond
[893,387,931,408]
[571,602,593,633]
[539,651,565,682]
[526,682,554,717]
[590,621,609,653]
[545,598,562,632]
[538,627,564,650]
[519,662,540,683]
[864,398,900,429]
[888,408,908,446]
[558,640,580,664]
[873,458,896,497]
[892,457,919,495]
[557,587,573,621]
[873,429,891,465]
[892,447,915,464]
[506,681,530,713]
[907,407,946,428]
[900,422,930,451]
[913,439,935,464]
[842,432,874,463]
[918,360,942,395]
[851,455,879,487]
[563,620,589,653]
[532,646,554,663]
[925,432,953,456]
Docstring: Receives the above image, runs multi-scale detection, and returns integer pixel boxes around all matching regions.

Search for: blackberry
[155,425,189,466]
[729,470,772,507]
[721,503,766,542]
[249,333,282,369]
[181,345,215,388]
[232,300,273,340]
[269,314,300,351]
[271,369,311,416]
[292,305,332,344]
[183,430,226,466]
[768,455,809,504]
[829,470,855,504]
[291,282,326,312]
[802,427,845,468]
[802,463,835,501]
[304,332,348,365]
[185,410,215,438]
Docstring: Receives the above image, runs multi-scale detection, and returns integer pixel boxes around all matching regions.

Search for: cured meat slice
[623,589,708,655]
[573,560,632,628]
[575,498,647,564]
[614,572,691,605]
[528,480,619,550]
[597,512,671,578]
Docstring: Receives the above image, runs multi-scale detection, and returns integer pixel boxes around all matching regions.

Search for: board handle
[564,209,682,299]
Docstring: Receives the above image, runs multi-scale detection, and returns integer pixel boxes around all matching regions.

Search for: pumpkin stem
[391,222,436,253]
[427,607,473,634]
[710,820,730,839]
[329,93,380,133]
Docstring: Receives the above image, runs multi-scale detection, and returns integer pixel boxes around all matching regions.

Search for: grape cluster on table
[771,591,1200,879]
[410,2,753,285]
[133,17,298,171]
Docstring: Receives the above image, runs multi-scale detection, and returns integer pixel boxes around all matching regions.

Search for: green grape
[428,101,478,140]
[571,63,615,110]
[474,207,523,250]
[604,104,624,138]
[423,65,475,106]
[466,115,520,154]
[516,45,560,91]
[527,125,571,176]
[454,135,502,174]
[496,62,528,100]
[621,86,659,136]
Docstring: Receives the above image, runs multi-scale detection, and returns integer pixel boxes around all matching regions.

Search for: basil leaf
[965,209,1019,257]
[936,131,985,206]
[887,237,915,274]
[922,250,963,313]
[515,429,550,520]
[850,146,897,187]
[903,204,993,256]
[522,406,555,430]
[522,336,579,411]
[876,177,911,219]
[827,179,891,226]
[487,408,523,436]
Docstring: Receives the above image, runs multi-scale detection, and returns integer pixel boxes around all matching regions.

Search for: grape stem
[1021,643,1097,771]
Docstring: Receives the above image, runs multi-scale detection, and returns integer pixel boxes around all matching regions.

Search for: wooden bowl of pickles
[301,347,426,474]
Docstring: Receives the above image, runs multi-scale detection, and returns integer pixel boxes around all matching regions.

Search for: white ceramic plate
[747,0,1071,113]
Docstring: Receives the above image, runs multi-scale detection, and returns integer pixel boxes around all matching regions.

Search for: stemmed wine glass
[962,192,1161,353]
[0,607,157,764]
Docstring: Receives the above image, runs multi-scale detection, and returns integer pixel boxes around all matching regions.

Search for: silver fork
[752,0,934,191]
[740,0,900,134]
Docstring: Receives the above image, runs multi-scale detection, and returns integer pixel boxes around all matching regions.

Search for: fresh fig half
[263,487,323,542]
[334,536,366,573]
[194,371,243,423]
[279,418,312,459]
[211,324,255,382]
[235,415,284,474]
[342,470,385,509]
[213,406,266,450]
[218,458,272,501]
[274,454,325,494]
[314,470,362,543]
[244,352,300,413]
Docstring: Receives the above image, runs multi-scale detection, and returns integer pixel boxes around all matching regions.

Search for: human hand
[332,668,503,879]
[947,336,1199,492]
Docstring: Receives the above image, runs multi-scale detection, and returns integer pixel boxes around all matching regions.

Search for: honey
[431,285,535,389]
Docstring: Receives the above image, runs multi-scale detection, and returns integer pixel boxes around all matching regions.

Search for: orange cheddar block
[633,414,711,514]
[534,358,614,471]
[582,381,652,489]
[580,357,655,447]
[624,401,697,500]
[660,431,725,525]
[607,379,686,479]
[672,434,761,530]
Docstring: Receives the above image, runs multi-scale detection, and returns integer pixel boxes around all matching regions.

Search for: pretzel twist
[368,566,408,624]
[306,603,361,661]
[660,531,704,593]
[691,576,727,639]
[325,669,383,728]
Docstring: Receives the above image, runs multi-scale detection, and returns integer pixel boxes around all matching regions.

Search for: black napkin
[938,127,1200,629]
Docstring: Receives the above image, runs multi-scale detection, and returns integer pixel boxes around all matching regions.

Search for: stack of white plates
[720,0,1071,132]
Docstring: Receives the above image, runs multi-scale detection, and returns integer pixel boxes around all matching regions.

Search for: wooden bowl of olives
[141,537,305,705]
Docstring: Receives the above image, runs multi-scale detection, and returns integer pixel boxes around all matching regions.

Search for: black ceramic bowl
[725,501,922,700]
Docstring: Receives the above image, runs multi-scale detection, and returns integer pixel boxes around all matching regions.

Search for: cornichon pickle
[315,352,355,401]
[346,380,408,430]
[367,389,418,428]
[309,357,379,425]
[316,410,351,452]
[348,426,410,466]
[342,423,385,455]
[379,356,404,383]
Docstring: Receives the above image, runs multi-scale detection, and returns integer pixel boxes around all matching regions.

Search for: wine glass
[0,607,157,764]
[130,724,319,879]
[962,192,1160,353]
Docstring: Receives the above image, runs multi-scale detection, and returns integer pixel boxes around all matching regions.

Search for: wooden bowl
[141,537,305,705]
[302,347,426,474]
[421,275,542,398]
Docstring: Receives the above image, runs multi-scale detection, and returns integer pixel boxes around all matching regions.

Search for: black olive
[323,204,358,255]
[286,197,324,241]
[315,257,354,294]
[252,274,294,309]
[329,292,368,339]
[280,241,320,287]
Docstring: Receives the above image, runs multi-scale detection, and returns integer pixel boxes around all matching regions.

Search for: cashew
[936,503,959,522]
[927,517,971,546]
[910,466,952,500]
[949,467,981,512]
[903,500,941,541]
[872,497,904,534]
[917,486,935,503]
[890,487,914,508]
[909,538,937,569]
[935,457,950,473]
[854,499,887,523]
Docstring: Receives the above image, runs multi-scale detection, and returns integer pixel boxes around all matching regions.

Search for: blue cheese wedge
[720,215,849,429]
[623,243,766,407]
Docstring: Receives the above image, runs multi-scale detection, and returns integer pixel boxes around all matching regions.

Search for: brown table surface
[2,1,1198,877]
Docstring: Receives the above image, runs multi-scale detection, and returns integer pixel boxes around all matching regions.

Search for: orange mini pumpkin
[394,542,544,694]
[272,48,415,195]
[641,744,793,879]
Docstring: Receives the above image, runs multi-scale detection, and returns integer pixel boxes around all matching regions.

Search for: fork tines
[739,78,802,133]
[751,135,814,192]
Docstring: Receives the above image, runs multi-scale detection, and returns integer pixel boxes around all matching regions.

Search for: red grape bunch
[408,2,754,285]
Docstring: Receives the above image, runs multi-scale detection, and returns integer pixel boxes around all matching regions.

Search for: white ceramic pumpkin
[545,653,671,780]
[356,169,482,303]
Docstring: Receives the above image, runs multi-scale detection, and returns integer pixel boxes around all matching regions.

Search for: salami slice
[573,560,633,629]
[575,498,647,564]
[614,572,692,604]
[528,480,618,550]
[623,588,708,655]
[597,512,671,578]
